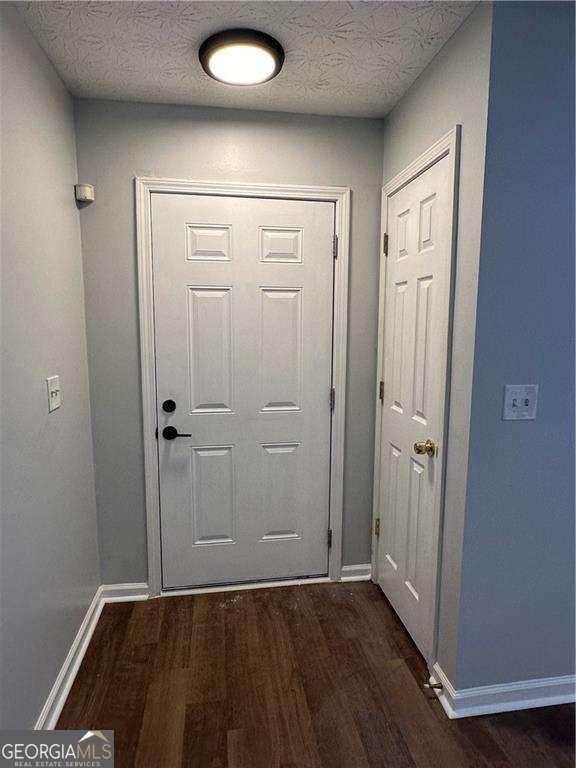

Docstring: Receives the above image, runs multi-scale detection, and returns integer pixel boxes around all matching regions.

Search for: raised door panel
[191,445,236,546]
[187,287,233,414]
[260,287,303,412]
[259,227,303,263]
[418,194,436,253]
[389,281,408,415]
[396,208,410,261]
[404,457,425,602]
[186,224,232,262]
[412,276,433,426]
[382,443,402,572]
[260,442,301,542]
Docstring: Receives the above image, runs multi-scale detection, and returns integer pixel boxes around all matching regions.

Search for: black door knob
[162,399,176,413]
[162,426,192,440]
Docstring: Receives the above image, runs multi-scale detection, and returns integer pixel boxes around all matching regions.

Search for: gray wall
[74,101,384,582]
[457,1,575,687]
[0,5,100,727]
[380,4,493,683]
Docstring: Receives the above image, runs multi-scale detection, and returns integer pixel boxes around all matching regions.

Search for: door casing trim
[371,126,461,661]
[136,178,351,596]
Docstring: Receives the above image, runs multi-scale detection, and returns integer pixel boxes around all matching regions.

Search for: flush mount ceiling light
[199,29,284,86]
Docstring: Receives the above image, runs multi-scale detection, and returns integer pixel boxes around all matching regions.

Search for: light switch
[46,375,62,412]
[502,384,538,420]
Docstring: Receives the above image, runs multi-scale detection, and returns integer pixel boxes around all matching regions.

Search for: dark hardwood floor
[58,582,575,767]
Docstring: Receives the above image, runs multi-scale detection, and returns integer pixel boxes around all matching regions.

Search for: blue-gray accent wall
[458,1,575,687]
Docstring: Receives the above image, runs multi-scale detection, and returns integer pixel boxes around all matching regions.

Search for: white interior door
[151,193,335,589]
[376,151,455,659]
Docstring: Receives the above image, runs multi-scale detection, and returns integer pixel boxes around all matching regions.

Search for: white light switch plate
[503,384,538,420]
[46,375,62,412]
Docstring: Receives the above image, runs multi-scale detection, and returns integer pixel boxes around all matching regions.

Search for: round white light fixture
[199,29,284,86]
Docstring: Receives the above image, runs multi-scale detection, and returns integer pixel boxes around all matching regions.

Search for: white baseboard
[100,582,150,603]
[35,582,149,729]
[34,588,104,730]
[430,662,576,719]
[340,563,372,582]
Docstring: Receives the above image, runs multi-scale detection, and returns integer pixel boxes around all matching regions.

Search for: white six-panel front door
[377,153,453,659]
[151,193,335,588]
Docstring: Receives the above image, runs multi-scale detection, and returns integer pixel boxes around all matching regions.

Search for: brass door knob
[414,439,437,457]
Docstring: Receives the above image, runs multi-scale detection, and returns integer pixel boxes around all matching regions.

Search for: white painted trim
[372,127,461,660]
[135,177,351,594]
[430,662,576,719]
[34,589,104,730]
[382,128,459,198]
[340,563,372,582]
[34,582,150,729]
[162,576,331,598]
[100,582,150,603]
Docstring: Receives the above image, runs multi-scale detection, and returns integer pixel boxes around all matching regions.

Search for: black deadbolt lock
[162,399,176,413]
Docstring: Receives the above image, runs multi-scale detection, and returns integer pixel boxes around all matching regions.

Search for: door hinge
[327,528,333,548]
[383,232,389,257]
[333,234,338,260]
[330,387,335,412]
[378,380,384,402]
[374,518,380,537]
[155,427,158,440]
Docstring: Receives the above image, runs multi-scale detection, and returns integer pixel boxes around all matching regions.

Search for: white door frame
[136,177,351,596]
[371,126,461,657]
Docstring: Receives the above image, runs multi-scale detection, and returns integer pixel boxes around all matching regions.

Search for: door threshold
[160,574,331,598]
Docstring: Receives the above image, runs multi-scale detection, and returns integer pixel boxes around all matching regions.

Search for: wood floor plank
[223,590,281,768]
[186,593,226,705]
[57,583,575,768]
[94,657,152,768]
[135,668,188,767]
[355,709,418,768]
[527,705,576,767]
[182,701,227,768]
[484,707,575,768]
[57,602,134,728]
[154,595,195,671]
[254,588,324,768]
[286,586,372,768]
[121,597,163,663]
[181,595,228,766]
[348,582,420,660]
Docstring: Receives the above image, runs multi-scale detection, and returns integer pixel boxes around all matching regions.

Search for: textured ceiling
[20,1,475,118]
